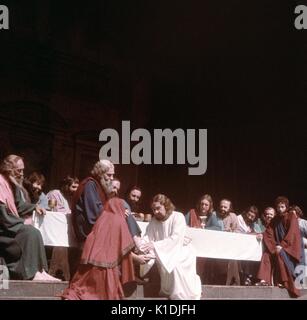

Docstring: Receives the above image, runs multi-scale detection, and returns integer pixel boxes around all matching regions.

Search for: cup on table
[135,213,144,221]
[199,215,207,229]
[144,214,152,222]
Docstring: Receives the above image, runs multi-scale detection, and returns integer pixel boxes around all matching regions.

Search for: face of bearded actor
[276,202,287,215]
[69,182,79,195]
[152,201,168,221]
[100,165,115,195]
[12,159,25,184]
[110,180,121,197]
[219,200,231,218]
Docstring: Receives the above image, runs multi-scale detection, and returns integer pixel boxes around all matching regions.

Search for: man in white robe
[141,194,202,300]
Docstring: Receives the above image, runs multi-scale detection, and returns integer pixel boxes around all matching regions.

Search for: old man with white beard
[141,194,202,300]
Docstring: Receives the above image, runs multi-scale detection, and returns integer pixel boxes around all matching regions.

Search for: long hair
[60,175,79,194]
[289,205,304,218]
[151,194,175,215]
[196,194,214,215]
[242,205,259,220]
[275,196,289,209]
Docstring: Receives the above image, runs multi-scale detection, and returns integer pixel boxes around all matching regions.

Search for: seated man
[236,205,263,285]
[141,194,202,300]
[47,176,79,213]
[0,154,59,281]
[185,194,222,284]
[211,199,240,285]
[254,207,276,233]
[125,185,150,221]
[256,196,302,297]
[23,172,49,210]
[185,194,222,230]
[46,176,80,280]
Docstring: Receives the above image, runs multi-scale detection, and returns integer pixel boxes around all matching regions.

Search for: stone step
[0,296,61,300]
[0,280,68,298]
[0,281,306,300]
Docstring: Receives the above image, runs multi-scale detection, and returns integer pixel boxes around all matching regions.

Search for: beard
[219,209,230,218]
[100,178,113,197]
[126,199,140,212]
[31,188,42,203]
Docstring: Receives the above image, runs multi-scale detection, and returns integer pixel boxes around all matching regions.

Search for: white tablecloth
[137,221,262,261]
[33,211,78,247]
[33,215,262,260]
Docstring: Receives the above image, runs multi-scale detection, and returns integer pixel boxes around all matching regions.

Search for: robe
[257,212,301,297]
[0,177,48,280]
[72,177,107,241]
[62,198,135,300]
[72,177,141,242]
[145,211,202,300]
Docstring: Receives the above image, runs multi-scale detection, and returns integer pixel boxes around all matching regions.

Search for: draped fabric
[71,177,107,241]
[0,174,18,216]
[62,198,135,300]
[188,209,202,228]
[145,211,202,300]
[257,212,301,297]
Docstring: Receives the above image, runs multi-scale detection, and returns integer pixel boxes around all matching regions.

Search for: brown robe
[257,211,301,297]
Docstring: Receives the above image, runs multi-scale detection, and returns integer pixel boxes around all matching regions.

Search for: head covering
[0,174,19,216]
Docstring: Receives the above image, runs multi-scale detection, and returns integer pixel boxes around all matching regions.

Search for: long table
[137,221,262,261]
[33,214,262,261]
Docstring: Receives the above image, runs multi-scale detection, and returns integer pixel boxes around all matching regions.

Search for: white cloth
[33,211,78,247]
[236,214,253,233]
[186,227,262,261]
[143,211,202,300]
[137,221,262,261]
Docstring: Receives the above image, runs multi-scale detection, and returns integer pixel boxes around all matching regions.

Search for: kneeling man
[141,194,202,300]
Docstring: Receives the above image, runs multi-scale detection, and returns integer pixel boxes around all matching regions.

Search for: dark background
[0,0,306,214]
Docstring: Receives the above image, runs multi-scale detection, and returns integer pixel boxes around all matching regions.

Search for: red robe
[257,211,301,297]
[62,198,135,300]
[188,209,202,228]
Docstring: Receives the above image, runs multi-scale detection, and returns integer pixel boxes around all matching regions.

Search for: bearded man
[72,160,115,242]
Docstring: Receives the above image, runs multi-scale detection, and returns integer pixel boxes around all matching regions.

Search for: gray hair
[90,159,114,179]
[0,154,23,175]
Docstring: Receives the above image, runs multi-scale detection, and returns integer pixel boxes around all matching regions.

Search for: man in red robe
[257,196,302,297]
[62,197,135,300]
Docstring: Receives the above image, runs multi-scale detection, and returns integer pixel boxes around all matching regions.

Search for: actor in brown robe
[257,196,302,297]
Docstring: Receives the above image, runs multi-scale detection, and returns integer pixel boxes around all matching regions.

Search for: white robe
[144,211,202,300]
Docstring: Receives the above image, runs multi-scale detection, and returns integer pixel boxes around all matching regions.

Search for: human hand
[141,242,154,253]
[125,209,130,217]
[276,245,282,253]
[36,206,46,215]
[134,254,151,265]
[256,234,263,241]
